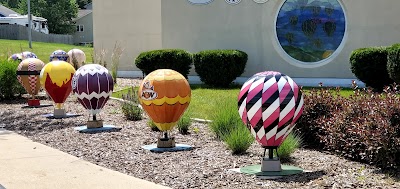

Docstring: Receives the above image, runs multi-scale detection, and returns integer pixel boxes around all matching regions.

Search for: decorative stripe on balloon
[139,95,191,106]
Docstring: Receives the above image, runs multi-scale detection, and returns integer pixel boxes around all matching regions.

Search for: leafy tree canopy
[19,0,78,34]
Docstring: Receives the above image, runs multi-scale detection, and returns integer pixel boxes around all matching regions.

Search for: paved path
[0,129,170,189]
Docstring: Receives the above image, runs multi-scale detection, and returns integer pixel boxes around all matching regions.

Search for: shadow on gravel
[273,170,326,183]
[372,169,400,181]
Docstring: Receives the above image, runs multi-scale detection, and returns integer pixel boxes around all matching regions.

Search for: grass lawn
[113,84,355,120]
[0,39,93,62]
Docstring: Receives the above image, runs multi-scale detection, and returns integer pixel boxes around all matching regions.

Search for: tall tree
[19,0,78,34]
[77,0,91,9]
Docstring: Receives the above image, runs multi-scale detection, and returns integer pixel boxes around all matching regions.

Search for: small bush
[387,43,400,83]
[350,46,394,91]
[194,50,247,88]
[147,120,160,132]
[121,87,143,121]
[224,124,254,154]
[177,112,192,134]
[277,132,303,161]
[209,98,242,140]
[135,49,192,78]
[0,59,24,99]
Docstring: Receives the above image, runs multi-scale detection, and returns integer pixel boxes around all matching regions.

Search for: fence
[0,25,73,44]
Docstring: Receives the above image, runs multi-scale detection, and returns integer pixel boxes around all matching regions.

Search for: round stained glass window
[276,0,346,65]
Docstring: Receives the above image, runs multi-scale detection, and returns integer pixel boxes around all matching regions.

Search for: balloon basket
[157,137,176,148]
[87,120,104,129]
[27,99,40,106]
[53,109,66,118]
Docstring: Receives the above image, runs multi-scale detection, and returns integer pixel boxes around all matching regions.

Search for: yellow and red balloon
[138,69,191,131]
[40,61,76,109]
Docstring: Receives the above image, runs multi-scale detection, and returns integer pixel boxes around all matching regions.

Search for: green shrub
[147,120,160,131]
[277,132,303,161]
[0,59,24,99]
[350,47,394,90]
[224,124,254,154]
[387,43,400,83]
[209,98,242,140]
[194,50,248,88]
[121,87,143,121]
[134,49,192,78]
[177,112,192,135]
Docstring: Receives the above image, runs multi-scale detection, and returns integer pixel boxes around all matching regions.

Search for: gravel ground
[0,78,399,189]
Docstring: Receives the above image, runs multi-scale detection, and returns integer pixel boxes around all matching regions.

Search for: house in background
[0,4,18,17]
[73,3,93,45]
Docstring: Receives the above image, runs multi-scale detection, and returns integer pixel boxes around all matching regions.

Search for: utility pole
[27,0,32,48]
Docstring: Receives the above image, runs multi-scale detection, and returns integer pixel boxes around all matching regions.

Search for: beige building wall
[94,0,400,81]
[93,0,162,71]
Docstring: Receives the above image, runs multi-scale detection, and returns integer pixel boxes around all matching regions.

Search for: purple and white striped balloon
[72,64,114,115]
[238,71,304,148]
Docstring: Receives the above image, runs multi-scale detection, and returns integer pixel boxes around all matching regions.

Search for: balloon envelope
[138,69,191,131]
[72,64,114,115]
[22,51,37,59]
[67,49,86,68]
[238,71,304,148]
[17,58,44,97]
[9,53,23,62]
[50,50,68,62]
[40,61,76,104]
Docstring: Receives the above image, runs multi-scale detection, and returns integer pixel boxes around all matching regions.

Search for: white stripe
[266,126,277,140]
[247,98,262,121]
[277,76,287,92]
[241,77,256,91]
[238,98,247,119]
[257,127,265,140]
[287,76,295,91]
[262,77,277,93]
[262,98,280,121]
[293,95,304,118]
[276,125,289,139]
[248,77,265,93]
[283,124,295,139]
[279,97,295,121]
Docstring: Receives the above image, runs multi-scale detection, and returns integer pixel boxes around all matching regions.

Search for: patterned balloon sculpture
[8,53,23,62]
[17,58,45,97]
[40,61,76,109]
[138,69,191,131]
[72,64,114,115]
[50,50,68,62]
[67,49,86,69]
[238,71,304,148]
[22,51,38,59]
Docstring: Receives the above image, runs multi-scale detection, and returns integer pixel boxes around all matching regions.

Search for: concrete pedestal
[87,120,104,129]
[53,109,66,118]
[157,138,176,148]
[261,157,282,172]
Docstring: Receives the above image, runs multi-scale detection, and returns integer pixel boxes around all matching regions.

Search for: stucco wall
[161,0,400,78]
[93,0,400,79]
[93,0,162,71]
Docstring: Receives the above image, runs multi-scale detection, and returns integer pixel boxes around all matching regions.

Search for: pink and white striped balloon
[238,71,304,148]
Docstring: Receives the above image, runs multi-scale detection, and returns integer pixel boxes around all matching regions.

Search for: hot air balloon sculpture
[40,61,76,118]
[67,49,86,70]
[21,51,38,59]
[8,53,23,62]
[72,64,117,131]
[50,50,69,62]
[238,71,304,172]
[16,58,45,107]
[139,69,191,148]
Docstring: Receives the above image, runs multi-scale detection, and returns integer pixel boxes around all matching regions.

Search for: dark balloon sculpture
[22,51,37,59]
[238,71,304,172]
[72,64,114,128]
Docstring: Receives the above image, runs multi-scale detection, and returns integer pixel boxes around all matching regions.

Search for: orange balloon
[138,69,191,131]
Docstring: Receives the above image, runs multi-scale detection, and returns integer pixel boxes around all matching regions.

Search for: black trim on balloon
[16,71,40,75]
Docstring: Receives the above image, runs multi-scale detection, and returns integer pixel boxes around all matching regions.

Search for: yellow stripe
[140,95,191,105]
[154,121,178,131]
